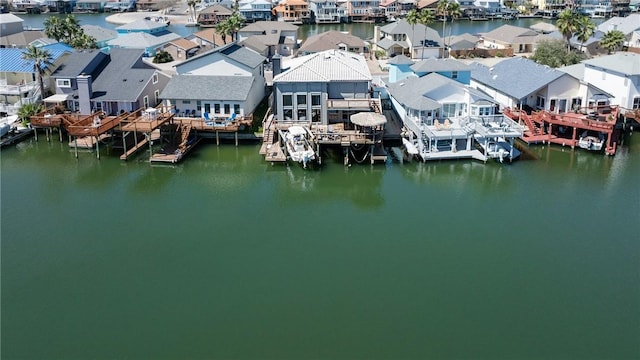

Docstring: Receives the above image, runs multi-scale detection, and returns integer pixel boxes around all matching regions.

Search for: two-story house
[345,0,386,22]
[160,43,267,119]
[373,19,443,59]
[578,53,640,110]
[197,4,233,27]
[272,49,372,124]
[271,0,309,23]
[238,21,298,58]
[297,30,367,55]
[308,0,344,23]
[239,0,274,22]
[50,48,170,115]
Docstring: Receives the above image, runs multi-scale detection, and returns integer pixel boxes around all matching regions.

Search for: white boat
[0,115,19,138]
[480,137,520,163]
[284,125,316,168]
[578,135,604,151]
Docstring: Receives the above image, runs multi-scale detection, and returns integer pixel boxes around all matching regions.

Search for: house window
[214,104,220,114]
[153,73,158,84]
[633,97,640,109]
[536,96,545,109]
[283,94,293,107]
[297,109,307,120]
[284,108,293,120]
[182,100,191,104]
[311,94,321,106]
[204,103,211,113]
[56,79,71,88]
[442,103,456,117]
[224,104,230,114]
[312,108,321,122]
[297,94,307,106]
[451,71,458,79]
[154,90,159,105]
[197,100,202,111]
[571,98,582,111]
[143,96,149,109]
[234,104,240,114]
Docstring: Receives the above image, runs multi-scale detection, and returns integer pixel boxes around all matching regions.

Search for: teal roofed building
[386,54,414,83]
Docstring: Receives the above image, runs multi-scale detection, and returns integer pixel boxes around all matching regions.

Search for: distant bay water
[16,13,606,40]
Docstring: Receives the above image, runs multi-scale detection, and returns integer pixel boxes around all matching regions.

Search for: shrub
[153,50,173,64]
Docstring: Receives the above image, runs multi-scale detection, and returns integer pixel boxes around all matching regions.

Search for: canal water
[1,133,639,358]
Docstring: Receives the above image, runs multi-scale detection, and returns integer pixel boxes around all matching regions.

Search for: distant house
[297,30,366,55]
[469,57,611,113]
[160,43,267,119]
[115,19,169,35]
[0,13,46,48]
[272,49,372,124]
[373,19,443,59]
[81,24,117,49]
[271,0,309,22]
[107,31,181,57]
[50,48,170,115]
[344,0,385,22]
[74,0,107,12]
[185,28,226,49]
[308,0,344,23]
[410,58,473,84]
[163,38,200,61]
[238,21,298,58]
[380,0,415,19]
[0,43,72,115]
[239,0,274,23]
[197,4,233,27]
[597,14,640,46]
[447,33,479,51]
[480,24,550,53]
[576,53,640,110]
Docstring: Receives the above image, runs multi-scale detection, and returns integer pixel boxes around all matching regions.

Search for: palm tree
[556,9,579,51]
[187,0,200,24]
[600,29,625,54]
[436,0,461,56]
[43,16,63,41]
[575,16,595,53]
[418,9,435,59]
[215,21,231,44]
[17,103,42,125]
[405,9,419,58]
[21,45,53,102]
[226,13,244,42]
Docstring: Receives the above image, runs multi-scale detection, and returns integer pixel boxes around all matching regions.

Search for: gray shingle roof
[107,31,181,48]
[181,43,265,70]
[298,30,365,53]
[81,24,117,43]
[239,21,299,33]
[52,49,109,78]
[378,19,442,47]
[582,52,640,76]
[273,49,371,83]
[597,14,640,36]
[481,24,543,44]
[469,57,567,100]
[90,48,158,102]
[411,58,472,73]
[387,54,414,65]
[159,75,255,101]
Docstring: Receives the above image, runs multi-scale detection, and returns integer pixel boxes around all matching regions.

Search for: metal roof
[0,43,72,73]
[273,49,371,83]
[159,75,255,101]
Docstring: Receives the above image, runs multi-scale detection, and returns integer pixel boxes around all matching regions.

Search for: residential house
[410,58,473,84]
[380,0,416,19]
[0,13,46,48]
[160,43,267,119]
[107,31,181,57]
[50,48,170,115]
[238,21,298,58]
[81,24,117,49]
[386,54,414,83]
[297,30,366,55]
[447,33,480,51]
[185,28,226,50]
[387,72,516,158]
[416,0,438,10]
[577,53,640,110]
[271,0,309,23]
[272,49,372,124]
[345,0,386,22]
[373,19,443,59]
[480,24,550,54]
[469,57,611,113]
[197,4,233,27]
[239,0,274,23]
[597,14,640,48]
[473,0,503,14]
[0,43,72,115]
[163,38,200,61]
[308,0,344,23]
[116,18,169,35]
[44,0,74,13]
[73,0,107,12]
[135,0,167,10]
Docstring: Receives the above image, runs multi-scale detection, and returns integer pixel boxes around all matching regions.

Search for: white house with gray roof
[238,21,298,58]
[373,19,443,59]
[577,53,640,111]
[272,49,372,124]
[597,14,640,47]
[50,48,170,115]
[469,57,610,113]
[160,43,267,119]
[387,72,523,160]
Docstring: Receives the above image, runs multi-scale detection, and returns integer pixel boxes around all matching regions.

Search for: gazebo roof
[350,112,387,127]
